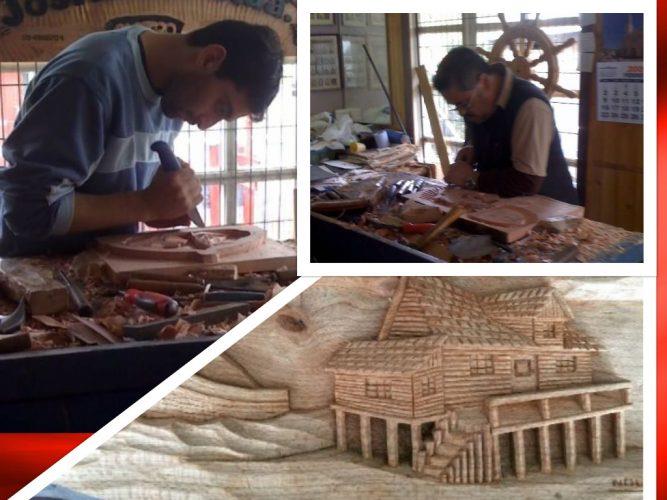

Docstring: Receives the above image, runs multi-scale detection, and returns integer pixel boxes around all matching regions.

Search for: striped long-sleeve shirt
[0,26,182,256]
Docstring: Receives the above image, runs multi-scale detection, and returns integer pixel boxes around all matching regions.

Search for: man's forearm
[68,191,150,234]
[478,168,544,198]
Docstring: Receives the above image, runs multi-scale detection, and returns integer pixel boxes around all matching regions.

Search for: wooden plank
[415,65,449,178]
[377,277,408,340]
[0,258,69,315]
[100,239,296,281]
[336,409,347,451]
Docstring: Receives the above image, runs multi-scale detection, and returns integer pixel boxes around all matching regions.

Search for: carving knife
[150,141,206,228]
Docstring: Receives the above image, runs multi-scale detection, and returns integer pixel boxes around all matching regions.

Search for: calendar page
[596,61,643,124]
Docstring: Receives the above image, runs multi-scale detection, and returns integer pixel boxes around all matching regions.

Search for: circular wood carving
[97,226,266,263]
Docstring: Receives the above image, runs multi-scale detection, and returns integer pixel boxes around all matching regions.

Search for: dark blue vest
[469,72,579,205]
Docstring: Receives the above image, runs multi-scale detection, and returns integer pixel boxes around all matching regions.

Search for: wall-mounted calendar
[596,61,643,125]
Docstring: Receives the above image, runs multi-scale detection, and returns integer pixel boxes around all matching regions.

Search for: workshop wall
[584,14,643,232]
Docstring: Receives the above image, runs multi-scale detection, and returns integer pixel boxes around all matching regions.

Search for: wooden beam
[335,409,347,451]
[483,428,493,482]
[539,399,551,420]
[461,448,468,483]
[411,423,422,471]
[564,421,576,471]
[513,431,526,479]
[615,411,626,458]
[468,441,476,483]
[475,434,484,483]
[360,415,372,460]
[454,456,462,483]
[415,65,449,178]
[579,393,592,412]
[492,434,502,481]
[386,419,399,467]
[590,416,602,464]
[538,425,552,473]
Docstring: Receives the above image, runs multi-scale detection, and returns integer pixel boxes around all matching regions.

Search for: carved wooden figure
[326,277,631,483]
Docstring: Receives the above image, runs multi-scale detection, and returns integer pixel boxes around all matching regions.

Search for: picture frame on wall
[310,13,335,26]
[368,14,386,26]
[342,14,367,27]
[342,35,368,89]
[311,35,341,90]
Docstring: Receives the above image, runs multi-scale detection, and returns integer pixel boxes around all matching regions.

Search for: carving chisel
[120,289,179,317]
[151,140,206,227]
[57,271,93,317]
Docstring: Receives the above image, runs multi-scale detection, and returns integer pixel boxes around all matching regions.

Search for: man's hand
[445,160,476,187]
[455,145,475,164]
[140,161,203,222]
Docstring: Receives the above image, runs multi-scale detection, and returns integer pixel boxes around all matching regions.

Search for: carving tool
[123,302,250,341]
[311,198,369,213]
[366,215,435,235]
[0,297,26,335]
[202,289,266,302]
[413,204,467,250]
[120,289,180,317]
[57,270,93,317]
[151,140,206,228]
[126,278,205,295]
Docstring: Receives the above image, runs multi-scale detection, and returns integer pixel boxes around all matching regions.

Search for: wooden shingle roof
[480,287,574,321]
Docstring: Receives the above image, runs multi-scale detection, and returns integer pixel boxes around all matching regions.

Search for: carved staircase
[416,409,491,484]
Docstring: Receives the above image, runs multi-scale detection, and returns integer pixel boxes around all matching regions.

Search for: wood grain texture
[57,278,643,498]
[0,258,68,315]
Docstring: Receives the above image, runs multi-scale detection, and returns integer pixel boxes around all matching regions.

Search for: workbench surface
[311,170,643,263]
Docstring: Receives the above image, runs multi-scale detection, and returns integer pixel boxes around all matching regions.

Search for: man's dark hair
[187,20,284,121]
[432,46,491,93]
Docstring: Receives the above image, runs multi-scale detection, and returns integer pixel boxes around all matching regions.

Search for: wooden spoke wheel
[476,14,578,99]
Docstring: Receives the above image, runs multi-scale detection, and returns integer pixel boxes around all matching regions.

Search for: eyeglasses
[448,86,478,115]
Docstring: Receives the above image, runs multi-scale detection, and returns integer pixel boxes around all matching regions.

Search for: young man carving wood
[432,46,579,205]
[0,20,283,256]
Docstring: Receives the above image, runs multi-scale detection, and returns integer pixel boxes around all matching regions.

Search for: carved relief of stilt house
[325,278,631,483]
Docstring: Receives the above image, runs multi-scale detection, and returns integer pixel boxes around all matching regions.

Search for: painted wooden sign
[0,0,296,61]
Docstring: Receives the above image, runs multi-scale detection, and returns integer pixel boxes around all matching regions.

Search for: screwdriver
[120,289,179,317]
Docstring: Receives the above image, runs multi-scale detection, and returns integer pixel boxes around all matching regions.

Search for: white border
[10,277,319,500]
[299,3,656,277]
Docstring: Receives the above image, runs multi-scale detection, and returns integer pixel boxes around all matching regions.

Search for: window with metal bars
[0,61,296,241]
[415,13,582,184]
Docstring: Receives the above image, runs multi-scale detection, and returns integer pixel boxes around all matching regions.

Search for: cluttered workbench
[0,225,295,431]
[311,166,643,263]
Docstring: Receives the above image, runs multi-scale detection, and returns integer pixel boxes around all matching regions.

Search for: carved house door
[512,356,538,392]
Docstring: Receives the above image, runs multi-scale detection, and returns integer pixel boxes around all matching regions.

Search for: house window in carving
[514,359,533,377]
[470,354,494,376]
[366,379,392,399]
[421,376,437,396]
[556,356,577,373]
[544,324,558,339]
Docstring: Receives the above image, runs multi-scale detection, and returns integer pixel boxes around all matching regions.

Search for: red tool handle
[401,223,435,234]
[124,289,179,317]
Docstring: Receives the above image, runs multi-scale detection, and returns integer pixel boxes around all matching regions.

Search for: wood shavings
[28,328,73,350]
[32,315,69,329]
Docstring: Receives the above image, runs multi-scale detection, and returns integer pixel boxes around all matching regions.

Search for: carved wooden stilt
[590,416,602,464]
[411,423,422,471]
[483,428,493,482]
[475,434,484,483]
[538,425,552,473]
[386,419,399,467]
[492,434,502,480]
[360,415,372,460]
[615,411,626,458]
[513,430,526,479]
[468,442,475,483]
[454,456,461,483]
[335,409,347,451]
[461,449,468,484]
[564,421,576,470]
[579,393,592,412]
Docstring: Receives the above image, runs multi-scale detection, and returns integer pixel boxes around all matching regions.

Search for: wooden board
[405,188,584,243]
[96,226,266,264]
[0,258,69,315]
[416,65,449,178]
[100,239,296,282]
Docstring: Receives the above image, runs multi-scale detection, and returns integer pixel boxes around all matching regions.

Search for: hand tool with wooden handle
[151,140,206,227]
[311,198,369,213]
[120,289,179,317]
[57,270,93,317]
[413,204,466,250]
